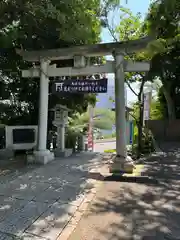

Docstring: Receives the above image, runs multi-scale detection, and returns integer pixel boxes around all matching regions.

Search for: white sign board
[143,92,152,121]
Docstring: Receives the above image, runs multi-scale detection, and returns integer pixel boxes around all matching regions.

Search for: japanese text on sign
[52,78,108,94]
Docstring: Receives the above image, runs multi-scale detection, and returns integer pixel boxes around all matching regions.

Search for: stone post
[34,58,54,164]
[110,53,134,173]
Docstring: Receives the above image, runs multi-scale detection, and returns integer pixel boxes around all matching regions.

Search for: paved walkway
[0,152,106,240]
[68,151,180,240]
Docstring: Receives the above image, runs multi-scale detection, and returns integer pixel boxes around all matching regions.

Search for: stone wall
[146,120,180,141]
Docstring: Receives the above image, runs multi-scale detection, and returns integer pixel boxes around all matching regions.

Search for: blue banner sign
[129,121,134,144]
[52,78,108,94]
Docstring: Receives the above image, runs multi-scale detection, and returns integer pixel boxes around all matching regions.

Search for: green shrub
[132,129,155,157]
[65,129,78,151]
[65,128,84,152]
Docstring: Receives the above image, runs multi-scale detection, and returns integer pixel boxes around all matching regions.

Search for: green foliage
[0,0,105,126]
[132,98,162,156]
[113,7,151,98]
[69,108,115,131]
[150,99,164,120]
[105,2,179,153]
[0,0,125,127]
[132,97,164,122]
[0,0,102,46]
[133,129,155,156]
[146,0,180,119]
[115,7,145,41]
[65,128,81,151]
[146,0,180,39]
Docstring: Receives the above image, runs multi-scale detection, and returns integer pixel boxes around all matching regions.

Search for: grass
[122,164,144,177]
[104,149,116,153]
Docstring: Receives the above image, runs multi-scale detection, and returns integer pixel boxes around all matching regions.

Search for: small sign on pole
[129,121,134,145]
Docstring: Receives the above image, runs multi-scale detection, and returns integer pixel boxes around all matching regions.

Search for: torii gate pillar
[33,59,54,164]
[110,53,135,173]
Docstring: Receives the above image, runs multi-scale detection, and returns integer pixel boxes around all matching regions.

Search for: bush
[133,129,155,157]
[65,129,77,151]
[65,128,84,152]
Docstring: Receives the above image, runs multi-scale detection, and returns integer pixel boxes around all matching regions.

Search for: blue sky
[101,0,151,105]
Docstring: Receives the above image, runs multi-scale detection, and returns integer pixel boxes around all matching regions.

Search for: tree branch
[129,112,138,125]
[105,17,118,42]
[126,81,138,97]
[139,72,145,78]
[138,72,148,99]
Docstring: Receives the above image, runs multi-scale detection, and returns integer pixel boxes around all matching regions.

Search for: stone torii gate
[17,37,150,173]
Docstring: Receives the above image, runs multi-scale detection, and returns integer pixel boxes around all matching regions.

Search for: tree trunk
[137,96,144,158]
[162,85,176,120]
[136,75,146,158]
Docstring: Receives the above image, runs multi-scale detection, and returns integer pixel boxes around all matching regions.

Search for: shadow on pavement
[104,175,159,184]
[71,147,180,240]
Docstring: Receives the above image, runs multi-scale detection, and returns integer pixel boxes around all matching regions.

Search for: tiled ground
[0,152,103,240]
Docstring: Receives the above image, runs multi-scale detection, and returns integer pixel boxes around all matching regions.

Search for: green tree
[132,97,163,123]
[0,0,124,128]
[146,0,180,119]
[106,7,151,156]
[148,41,180,119]
[69,108,115,131]
[0,0,103,127]
[146,0,179,39]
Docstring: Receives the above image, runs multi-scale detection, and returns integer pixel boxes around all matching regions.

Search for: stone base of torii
[17,37,151,173]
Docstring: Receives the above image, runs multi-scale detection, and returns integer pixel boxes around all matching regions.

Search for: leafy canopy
[0,0,104,125]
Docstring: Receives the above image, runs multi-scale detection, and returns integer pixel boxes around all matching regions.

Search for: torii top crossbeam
[16,36,152,62]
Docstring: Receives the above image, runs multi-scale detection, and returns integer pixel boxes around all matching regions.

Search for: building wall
[146,120,180,141]
[96,83,127,109]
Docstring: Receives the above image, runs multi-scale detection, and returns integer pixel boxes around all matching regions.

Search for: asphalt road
[93,140,116,153]
[94,138,116,143]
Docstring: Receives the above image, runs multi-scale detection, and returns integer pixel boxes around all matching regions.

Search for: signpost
[129,121,134,145]
[88,106,94,151]
[52,78,108,94]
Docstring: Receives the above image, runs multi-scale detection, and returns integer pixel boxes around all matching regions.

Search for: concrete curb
[57,178,104,240]
[56,154,108,240]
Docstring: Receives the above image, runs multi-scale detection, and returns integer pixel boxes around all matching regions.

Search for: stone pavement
[68,151,180,240]
[0,152,107,240]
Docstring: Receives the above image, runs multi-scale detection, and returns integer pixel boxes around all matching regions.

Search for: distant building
[96,84,115,109]
[96,75,127,109]
[95,75,128,135]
